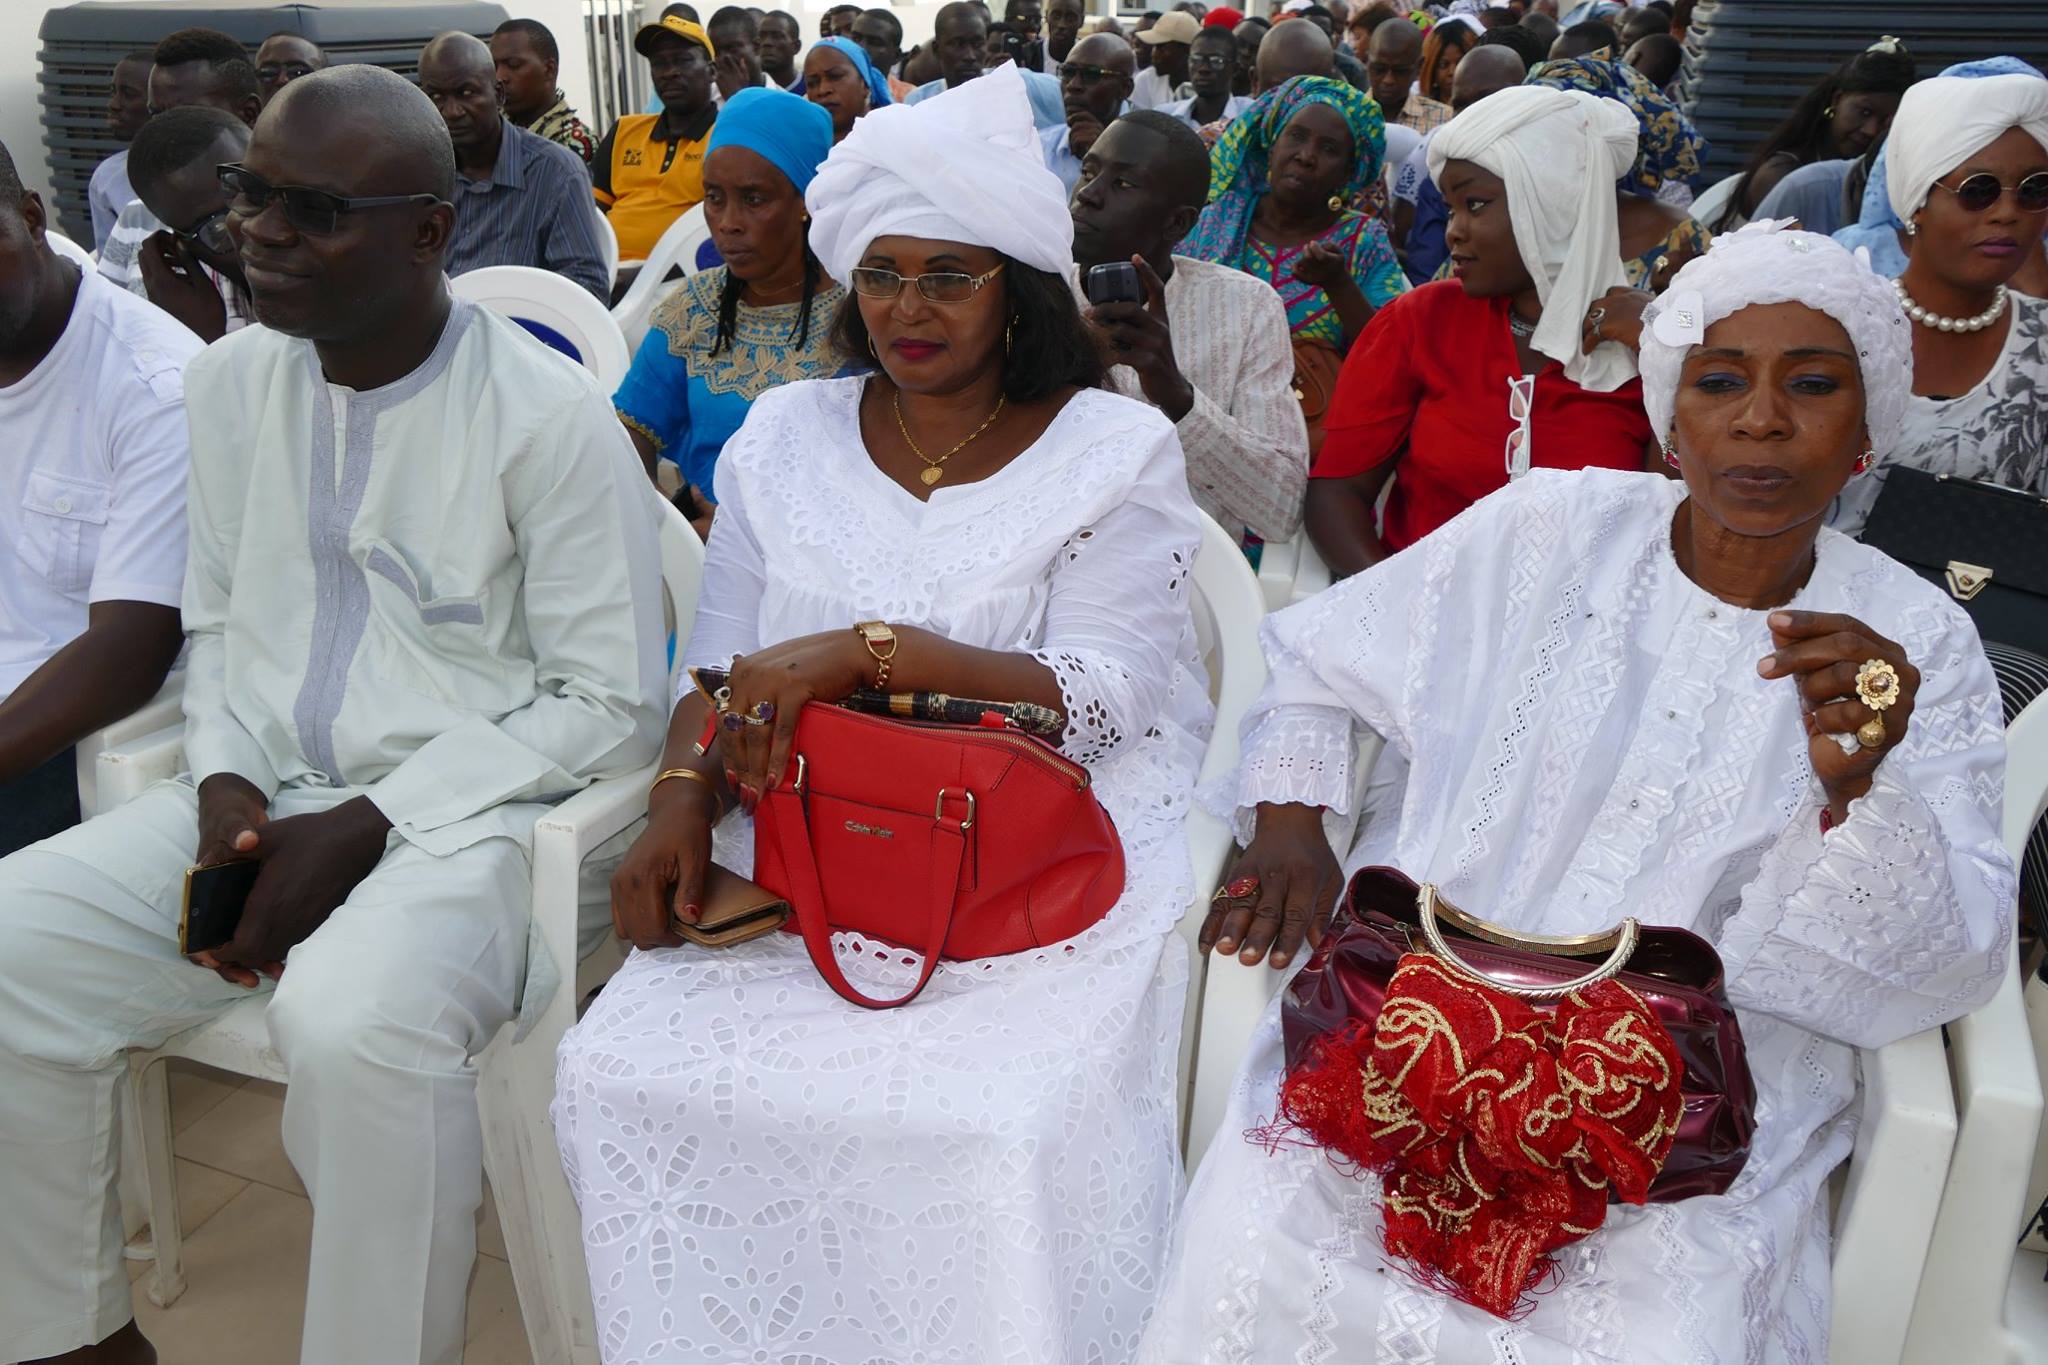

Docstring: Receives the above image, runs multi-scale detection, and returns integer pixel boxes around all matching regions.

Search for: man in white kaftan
[0,67,666,1365]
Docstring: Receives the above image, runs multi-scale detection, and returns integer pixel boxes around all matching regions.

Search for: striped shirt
[446,118,610,303]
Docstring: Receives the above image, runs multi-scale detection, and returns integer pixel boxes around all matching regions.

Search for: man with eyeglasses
[419,31,609,303]
[252,31,326,109]
[1043,33,1133,194]
[595,13,721,259]
[124,106,255,341]
[1164,26,1250,134]
[0,66,664,1365]
[1367,16,1449,133]
[1069,111,1308,551]
[98,28,262,296]
[0,138,195,865]
[905,0,1068,130]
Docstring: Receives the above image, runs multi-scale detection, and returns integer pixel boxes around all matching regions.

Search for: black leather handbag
[1860,467,2048,655]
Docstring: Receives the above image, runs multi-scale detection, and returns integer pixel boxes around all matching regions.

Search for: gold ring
[1857,714,1887,749]
[1855,658,1901,712]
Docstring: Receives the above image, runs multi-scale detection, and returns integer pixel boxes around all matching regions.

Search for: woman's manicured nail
[682,903,700,923]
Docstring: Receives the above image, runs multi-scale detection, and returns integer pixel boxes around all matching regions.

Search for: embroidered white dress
[1139,469,2013,1365]
[554,376,1212,1363]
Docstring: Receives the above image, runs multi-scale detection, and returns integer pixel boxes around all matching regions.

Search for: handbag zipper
[831,710,1091,789]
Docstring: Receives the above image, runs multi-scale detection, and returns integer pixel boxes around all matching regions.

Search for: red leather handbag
[1282,867,1755,1201]
[1272,867,1757,1317]
[752,703,1126,1009]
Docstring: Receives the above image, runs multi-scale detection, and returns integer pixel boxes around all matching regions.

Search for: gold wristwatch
[853,621,898,690]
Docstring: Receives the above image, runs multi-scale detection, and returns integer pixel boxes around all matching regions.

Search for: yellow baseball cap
[633,14,715,60]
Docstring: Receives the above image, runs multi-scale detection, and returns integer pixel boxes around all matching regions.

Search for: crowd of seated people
[3,4,2045,1363]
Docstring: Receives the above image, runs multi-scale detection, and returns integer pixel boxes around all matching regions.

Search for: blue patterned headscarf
[706,86,835,193]
[1833,56,2044,278]
[1528,56,1707,197]
[1182,76,1386,264]
[811,36,893,110]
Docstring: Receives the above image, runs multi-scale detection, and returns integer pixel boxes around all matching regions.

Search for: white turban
[1428,86,1641,392]
[805,63,1073,285]
[1637,221,1913,460]
[1886,73,2048,224]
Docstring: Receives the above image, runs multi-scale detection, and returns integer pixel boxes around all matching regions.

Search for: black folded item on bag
[1860,467,2048,656]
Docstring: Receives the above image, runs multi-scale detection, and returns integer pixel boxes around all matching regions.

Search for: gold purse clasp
[1946,561,1993,602]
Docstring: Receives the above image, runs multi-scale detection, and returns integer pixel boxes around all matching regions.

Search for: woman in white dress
[1141,223,2015,1363]
[554,65,1209,1363]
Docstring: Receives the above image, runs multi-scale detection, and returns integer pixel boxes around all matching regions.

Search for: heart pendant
[919,467,943,486]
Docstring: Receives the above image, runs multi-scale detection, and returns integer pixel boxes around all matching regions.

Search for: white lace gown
[1139,469,2014,1365]
[554,377,1212,1364]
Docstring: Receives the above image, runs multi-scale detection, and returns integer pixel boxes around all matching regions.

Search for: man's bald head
[263,64,457,200]
[1069,31,1134,72]
[1255,18,1334,93]
[420,30,496,86]
[1449,43,1522,109]
[1367,15,1421,64]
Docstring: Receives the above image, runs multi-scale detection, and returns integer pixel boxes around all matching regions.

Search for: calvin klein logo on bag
[844,820,894,839]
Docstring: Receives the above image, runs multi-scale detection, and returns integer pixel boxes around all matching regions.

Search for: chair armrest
[526,765,658,996]
[75,675,186,815]
[1831,1027,1955,1365]
[92,725,188,815]
[1255,535,1303,614]
[1901,951,2044,1362]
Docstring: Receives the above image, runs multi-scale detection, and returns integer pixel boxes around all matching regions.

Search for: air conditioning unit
[38,0,510,242]
[1677,0,2048,180]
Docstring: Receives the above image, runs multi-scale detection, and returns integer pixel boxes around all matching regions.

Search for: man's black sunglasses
[218,163,446,236]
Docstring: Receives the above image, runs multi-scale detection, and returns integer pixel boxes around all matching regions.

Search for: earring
[1004,317,1016,356]
[1823,105,1835,119]
[1853,449,1875,475]
[867,335,879,360]
[1327,192,1348,214]
[1660,439,1679,470]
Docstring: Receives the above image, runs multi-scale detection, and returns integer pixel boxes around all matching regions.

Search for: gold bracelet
[651,767,722,812]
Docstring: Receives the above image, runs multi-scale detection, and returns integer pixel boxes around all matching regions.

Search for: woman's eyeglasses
[174,208,235,256]
[218,163,446,236]
[849,264,1005,302]
[1932,171,2048,215]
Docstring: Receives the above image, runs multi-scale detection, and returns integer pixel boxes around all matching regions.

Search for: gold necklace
[893,389,1006,486]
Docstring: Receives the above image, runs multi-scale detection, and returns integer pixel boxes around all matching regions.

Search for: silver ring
[1586,305,1607,332]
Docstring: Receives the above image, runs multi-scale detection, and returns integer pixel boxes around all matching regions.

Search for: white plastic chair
[610,203,714,355]
[1689,171,1744,229]
[1897,693,2048,1365]
[592,208,619,292]
[450,264,631,392]
[1255,531,1334,613]
[75,675,185,820]
[1176,513,1274,1152]
[113,493,705,1322]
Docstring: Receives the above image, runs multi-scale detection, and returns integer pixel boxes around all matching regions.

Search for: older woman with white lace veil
[553,64,1210,1363]
[1138,222,2014,1364]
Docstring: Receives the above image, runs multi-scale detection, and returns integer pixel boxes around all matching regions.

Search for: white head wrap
[1886,73,2048,224]
[805,63,1073,284]
[1637,221,1913,459]
[1427,86,1640,391]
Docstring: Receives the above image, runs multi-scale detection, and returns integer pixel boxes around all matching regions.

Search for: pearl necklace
[1893,278,2009,333]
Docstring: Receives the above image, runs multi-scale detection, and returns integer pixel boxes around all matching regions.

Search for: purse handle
[763,782,970,1010]
[1417,882,1640,1001]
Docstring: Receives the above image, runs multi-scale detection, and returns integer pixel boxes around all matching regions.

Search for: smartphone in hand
[1083,261,1144,307]
[180,859,262,956]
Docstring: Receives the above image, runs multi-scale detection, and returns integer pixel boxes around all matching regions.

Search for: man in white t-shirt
[0,141,196,857]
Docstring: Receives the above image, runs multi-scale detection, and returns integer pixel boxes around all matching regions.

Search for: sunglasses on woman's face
[849,264,1004,302]
[1933,171,2048,215]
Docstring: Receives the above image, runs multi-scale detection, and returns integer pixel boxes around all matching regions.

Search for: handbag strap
[764,784,969,1010]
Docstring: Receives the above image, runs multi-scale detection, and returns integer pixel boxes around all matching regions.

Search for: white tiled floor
[121,1060,533,1365]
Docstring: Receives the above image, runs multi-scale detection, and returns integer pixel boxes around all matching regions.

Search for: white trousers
[0,779,530,1365]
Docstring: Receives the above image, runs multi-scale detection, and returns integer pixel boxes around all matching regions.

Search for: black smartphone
[1083,261,1144,306]
[179,860,262,956]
